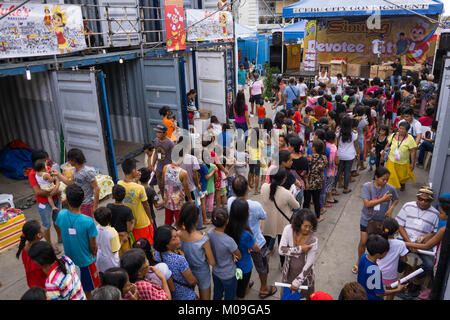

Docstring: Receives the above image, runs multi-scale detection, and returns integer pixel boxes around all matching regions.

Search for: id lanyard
[67,213,80,236]
[396,134,406,150]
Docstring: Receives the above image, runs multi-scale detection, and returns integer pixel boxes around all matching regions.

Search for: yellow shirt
[106,226,121,253]
[247,138,264,161]
[387,133,417,165]
[117,180,149,229]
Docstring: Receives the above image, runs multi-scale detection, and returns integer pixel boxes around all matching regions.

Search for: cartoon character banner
[186,9,233,41]
[302,16,439,66]
[164,0,186,52]
[0,3,86,58]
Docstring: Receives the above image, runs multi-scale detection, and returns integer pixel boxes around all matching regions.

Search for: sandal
[343,189,352,194]
[324,203,332,208]
[327,199,339,204]
[248,280,254,289]
[317,216,325,223]
[352,265,358,274]
[259,285,278,299]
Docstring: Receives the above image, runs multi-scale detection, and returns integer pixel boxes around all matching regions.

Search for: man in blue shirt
[284,77,301,110]
[396,32,409,56]
[238,64,248,91]
[56,184,100,299]
[227,175,278,299]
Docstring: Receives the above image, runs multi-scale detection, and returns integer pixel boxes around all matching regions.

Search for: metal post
[281,17,285,75]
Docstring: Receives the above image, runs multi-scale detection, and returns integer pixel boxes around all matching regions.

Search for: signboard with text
[164,0,186,52]
[0,3,86,58]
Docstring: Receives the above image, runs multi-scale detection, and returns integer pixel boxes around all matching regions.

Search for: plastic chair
[0,194,14,208]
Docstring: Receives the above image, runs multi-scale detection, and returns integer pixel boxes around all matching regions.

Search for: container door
[53,70,116,179]
[195,51,227,123]
[142,57,184,142]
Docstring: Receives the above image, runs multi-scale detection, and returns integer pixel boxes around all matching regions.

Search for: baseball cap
[154,124,168,133]
[310,291,333,300]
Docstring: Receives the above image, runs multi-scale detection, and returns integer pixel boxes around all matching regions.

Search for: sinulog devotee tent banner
[302,17,439,66]
[186,9,233,42]
[0,3,86,58]
[283,0,444,66]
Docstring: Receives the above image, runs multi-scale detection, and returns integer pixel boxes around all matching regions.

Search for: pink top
[234,104,248,123]
[250,80,264,95]
[326,142,337,176]
[386,98,394,112]
[306,96,317,107]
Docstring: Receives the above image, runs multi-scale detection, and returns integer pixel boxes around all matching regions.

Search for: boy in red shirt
[257,98,266,129]
[289,99,302,134]
[325,94,334,111]
[314,97,328,120]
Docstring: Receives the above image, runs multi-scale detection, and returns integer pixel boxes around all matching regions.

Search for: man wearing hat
[395,186,440,297]
[151,124,174,199]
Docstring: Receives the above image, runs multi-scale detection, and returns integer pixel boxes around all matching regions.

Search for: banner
[302,16,438,66]
[186,9,233,42]
[164,0,186,52]
[0,3,86,58]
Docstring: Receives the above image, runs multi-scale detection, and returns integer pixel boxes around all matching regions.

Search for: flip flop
[327,199,339,204]
[259,286,277,299]
[352,265,358,274]
[249,280,254,289]
[343,189,352,194]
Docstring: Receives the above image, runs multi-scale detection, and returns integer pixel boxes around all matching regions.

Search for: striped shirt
[45,256,86,300]
[395,201,439,243]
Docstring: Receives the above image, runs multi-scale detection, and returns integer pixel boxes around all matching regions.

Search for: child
[33,159,61,214]
[257,99,266,129]
[357,234,407,300]
[306,89,318,107]
[208,115,222,137]
[225,199,260,300]
[197,158,212,225]
[16,220,47,289]
[132,237,174,290]
[118,158,154,245]
[177,202,216,300]
[107,184,135,255]
[166,112,178,141]
[297,76,308,104]
[138,167,163,232]
[204,152,218,221]
[247,127,263,194]
[368,148,376,171]
[325,131,338,206]
[335,95,346,117]
[330,87,337,102]
[374,125,389,168]
[143,143,155,170]
[303,139,328,222]
[291,99,302,135]
[302,107,315,143]
[377,218,409,300]
[324,94,334,112]
[208,207,241,300]
[384,91,394,128]
[94,207,121,275]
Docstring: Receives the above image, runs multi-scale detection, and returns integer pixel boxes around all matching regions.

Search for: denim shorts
[37,200,60,230]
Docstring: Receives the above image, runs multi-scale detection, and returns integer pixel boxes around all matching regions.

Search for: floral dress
[164,165,185,211]
[305,154,328,191]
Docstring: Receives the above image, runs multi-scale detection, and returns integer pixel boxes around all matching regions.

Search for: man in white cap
[396,186,439,298]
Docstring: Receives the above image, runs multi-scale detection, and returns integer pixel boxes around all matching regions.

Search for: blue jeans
[37,200,60,230]
[320,176,326,208]
[295,189,304,209]
[418,141,434,165]
[213,273,237,300]
[418,253,435,277]
[234,121,248,143]
[390,75,402,87]
[358,137,365,162]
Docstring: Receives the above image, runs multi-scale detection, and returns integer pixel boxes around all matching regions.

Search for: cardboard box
[198,110,212,119]
[347,64,361,77]
[377,69,393,79]
[0,214,26,253]
[370,65,379,78]
[329,59,347,76]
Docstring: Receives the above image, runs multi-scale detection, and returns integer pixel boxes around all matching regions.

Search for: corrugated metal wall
[99,59,145,143]
[0,72,60,163]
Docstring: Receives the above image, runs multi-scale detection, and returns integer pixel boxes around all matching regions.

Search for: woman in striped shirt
[28,241,86,300]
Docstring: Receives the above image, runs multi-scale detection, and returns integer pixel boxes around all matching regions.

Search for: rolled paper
[390,268,424,288]
[275,282,308,290]
[417,249,435,256]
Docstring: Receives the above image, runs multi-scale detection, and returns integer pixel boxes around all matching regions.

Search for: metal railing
[80,3,166,49]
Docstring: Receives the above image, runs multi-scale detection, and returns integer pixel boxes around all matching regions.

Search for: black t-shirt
[144,186,159,221]
[391,63,402,76]
[107,203,134,233]
[282,171,296,190]
[291,156,309,173]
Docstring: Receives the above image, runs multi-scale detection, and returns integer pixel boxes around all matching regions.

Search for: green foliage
[262,65,280,102]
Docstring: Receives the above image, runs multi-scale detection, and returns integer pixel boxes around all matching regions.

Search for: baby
[33,159,61,213]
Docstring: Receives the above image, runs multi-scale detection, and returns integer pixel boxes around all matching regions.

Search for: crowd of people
[15,60,448,301]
